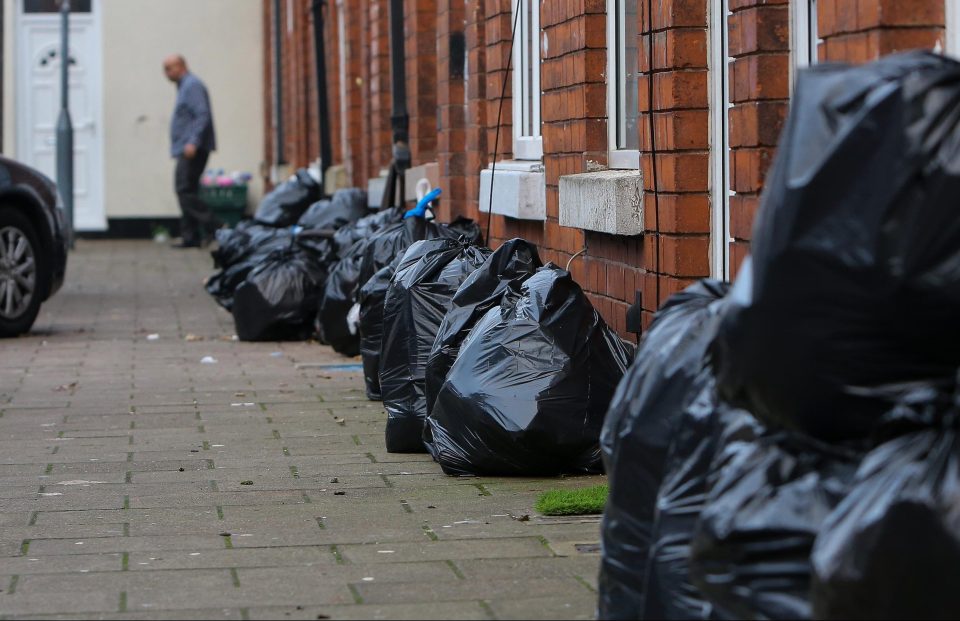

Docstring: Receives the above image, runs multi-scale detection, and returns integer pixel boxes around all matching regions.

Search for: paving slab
[0,241,605,619]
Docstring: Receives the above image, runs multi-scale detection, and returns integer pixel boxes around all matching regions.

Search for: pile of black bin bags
[599,51,960,620]
[372,236,634,475]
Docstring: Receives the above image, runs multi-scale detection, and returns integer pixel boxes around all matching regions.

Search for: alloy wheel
[0,225,37,320]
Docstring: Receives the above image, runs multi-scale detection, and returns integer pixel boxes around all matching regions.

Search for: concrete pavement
[0,240,605,620]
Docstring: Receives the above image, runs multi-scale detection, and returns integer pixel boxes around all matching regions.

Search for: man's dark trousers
[174,150,219,245]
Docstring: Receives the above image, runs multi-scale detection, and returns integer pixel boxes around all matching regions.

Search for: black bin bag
[317,208,402,355]
[296,189,371,265]
[380,238,491,453]
[298,188,368,231]
[206,227,295,311]
[639,383,757,621]
[423,238,542,424]
[231,247,326,342]
[426,265,634,476]
[687,423,859,620]
[811,386,960,620]
[357,217,482,400]
[597,280,729,621]
[254,168,321,227]
[712,52,960,442]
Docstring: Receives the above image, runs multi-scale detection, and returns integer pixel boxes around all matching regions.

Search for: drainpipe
[273,0,286,166]
[311,0,332,196]
[386,0,410,208]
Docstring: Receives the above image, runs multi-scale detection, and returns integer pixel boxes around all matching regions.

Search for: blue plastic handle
[404,187,442,219]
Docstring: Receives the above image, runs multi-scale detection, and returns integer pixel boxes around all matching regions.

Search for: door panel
[16,3,104,231]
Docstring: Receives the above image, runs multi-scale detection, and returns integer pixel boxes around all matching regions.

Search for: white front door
[15,1,105,231]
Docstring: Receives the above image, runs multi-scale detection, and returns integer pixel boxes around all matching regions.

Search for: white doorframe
[709,0,731,280]
[947,0,960,58]
[15,0,105,231]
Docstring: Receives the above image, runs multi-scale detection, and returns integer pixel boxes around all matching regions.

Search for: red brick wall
[407,0,440,165]
[344,0,369,187]
[727,0,790,276]
[818,0,944,63]
[463,0,489,225]
[263,0,319,172]
[633,0,712,328]
[368,0,394,176]
[436,0,469,222]
[262,0,952,339]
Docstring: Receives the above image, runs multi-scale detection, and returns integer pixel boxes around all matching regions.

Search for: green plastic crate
[200,185,248,226]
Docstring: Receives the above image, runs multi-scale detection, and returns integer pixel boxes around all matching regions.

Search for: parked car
[0,156,70,337]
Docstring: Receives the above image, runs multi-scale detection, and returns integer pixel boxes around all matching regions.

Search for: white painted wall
[2,0,14,156]
[101,0,264,218]
[2,0,265,220]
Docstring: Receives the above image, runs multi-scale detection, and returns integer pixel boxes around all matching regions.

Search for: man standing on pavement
[163,54,220,248]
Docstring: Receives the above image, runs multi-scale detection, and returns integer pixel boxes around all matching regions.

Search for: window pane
[618,0,639,150]
[24,0,92,13]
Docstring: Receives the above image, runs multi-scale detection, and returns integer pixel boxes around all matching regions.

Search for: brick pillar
[818,0,944,63]
[538,2,605,292]
[464,0,489,224]
[344,0,368,187]
[635,0,712,327]
[369,0,393,176]
[406,0,439,165]
[436,0,469,222]
[727,0,790,276]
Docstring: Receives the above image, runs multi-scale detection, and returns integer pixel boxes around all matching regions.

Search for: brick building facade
[263,0,948,337]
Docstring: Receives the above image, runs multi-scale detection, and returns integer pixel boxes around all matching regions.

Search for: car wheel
[0,207,47,337]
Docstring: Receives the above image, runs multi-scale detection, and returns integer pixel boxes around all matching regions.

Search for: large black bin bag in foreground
[688,425,859,620]
[712,51,960,442]
[232,248,326,342]
[254,169,321,227]
[426,265,634,476]
[811,386,960,620]
[380,238,491,453]
[597,280,729,621]
[423,238,542,422]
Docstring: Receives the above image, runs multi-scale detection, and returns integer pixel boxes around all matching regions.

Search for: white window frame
[512,0,543,161]
[947,0,960,58]
[607,0,640,169]
[790,0,819,90]
[709,0,731,280]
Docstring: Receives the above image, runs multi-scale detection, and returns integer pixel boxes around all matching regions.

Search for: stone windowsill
[559,169,644,236]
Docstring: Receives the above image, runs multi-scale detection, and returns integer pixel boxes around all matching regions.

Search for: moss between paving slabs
[535,484,609,516]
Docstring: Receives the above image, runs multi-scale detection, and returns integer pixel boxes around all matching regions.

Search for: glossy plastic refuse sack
[423,238,542,424]
[254,168,321,227]
[380,238,491,453]
[811,386,960,620]
[298,188,368,231]
[639,383,756,621]
[296,189,371,265]
[689,426,859,620]
[231,247,326,342]
[712,52,960,442]
[597,280,729,620]
[316,209,402,355]
[358,217,482,400]
[206,227,295,311]
[427,265,634,476]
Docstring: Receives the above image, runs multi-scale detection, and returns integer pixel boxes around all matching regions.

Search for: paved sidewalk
[0,240,605,620]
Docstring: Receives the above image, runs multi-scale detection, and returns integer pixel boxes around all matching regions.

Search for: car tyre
[0,206,48,337]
